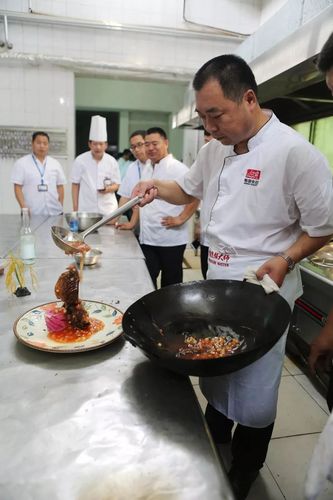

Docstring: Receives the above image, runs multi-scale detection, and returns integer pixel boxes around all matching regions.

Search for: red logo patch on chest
[244,169,261,186]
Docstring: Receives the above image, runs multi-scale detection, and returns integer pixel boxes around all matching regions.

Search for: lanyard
[137,161,142,180]
[32,154,47,184]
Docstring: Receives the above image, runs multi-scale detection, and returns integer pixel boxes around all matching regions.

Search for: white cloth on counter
[305,411,333,500]
[244,266,280,294]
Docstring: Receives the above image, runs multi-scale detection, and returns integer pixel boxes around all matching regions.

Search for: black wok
[122,280,291,377]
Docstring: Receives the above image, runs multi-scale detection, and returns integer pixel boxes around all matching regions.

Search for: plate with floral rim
[13,300,123,353]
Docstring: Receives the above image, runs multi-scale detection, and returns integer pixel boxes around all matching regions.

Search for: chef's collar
[90,150,104,162]
[139,158,151,167]
[152,153,172,167]
[247,110,277,150]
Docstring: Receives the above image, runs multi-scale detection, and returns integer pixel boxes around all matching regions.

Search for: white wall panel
[183,0,262,34]
[0,66,74,214]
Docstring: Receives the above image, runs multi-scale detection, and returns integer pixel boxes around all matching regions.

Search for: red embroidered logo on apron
[244,169,261,186]
[208,249,230,267]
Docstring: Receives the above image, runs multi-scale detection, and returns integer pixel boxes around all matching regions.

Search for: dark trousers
[141,244,186,289]
[200,244,209,279]
[205,403,274,472]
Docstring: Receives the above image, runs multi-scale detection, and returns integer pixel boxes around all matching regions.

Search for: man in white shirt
[133,56,333,499]
[11,131,66,215]
[138,127,199,288]
[71,115,121,216]
[117,130,151,231]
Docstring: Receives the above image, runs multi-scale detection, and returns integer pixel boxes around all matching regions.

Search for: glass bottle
[20,208,36,264]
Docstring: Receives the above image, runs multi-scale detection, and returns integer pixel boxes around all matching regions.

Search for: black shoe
[228,466,259,500]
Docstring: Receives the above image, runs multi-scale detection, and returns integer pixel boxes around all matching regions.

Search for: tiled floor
[181,250,333,500]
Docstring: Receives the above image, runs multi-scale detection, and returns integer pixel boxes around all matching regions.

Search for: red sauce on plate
[47,317,104,343]
[42,303,104,343]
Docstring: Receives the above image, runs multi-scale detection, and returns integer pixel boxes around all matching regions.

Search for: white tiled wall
[0,66,74,214]
[4,21,239,75]
[4,0,261,32]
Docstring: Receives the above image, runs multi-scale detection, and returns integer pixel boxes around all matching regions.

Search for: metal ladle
[51,196,142,254]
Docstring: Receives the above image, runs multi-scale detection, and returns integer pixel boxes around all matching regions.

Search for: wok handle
[81,196,142,239]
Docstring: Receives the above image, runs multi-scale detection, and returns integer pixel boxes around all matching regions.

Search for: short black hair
[32,131,49,142]
[317,32,333,73]
[193,54,258,102]
[146,127,168,140]
[130,130,146,140]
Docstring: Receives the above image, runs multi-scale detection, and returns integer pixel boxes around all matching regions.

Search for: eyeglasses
[130,142,145,151]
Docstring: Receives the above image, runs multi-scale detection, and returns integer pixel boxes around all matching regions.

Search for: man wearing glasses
[138,127,199,288]
[117,130,151,230]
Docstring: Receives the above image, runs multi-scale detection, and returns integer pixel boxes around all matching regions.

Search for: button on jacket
[140,154,190,247]
[71,151,121,215]
[177,113,333,427]
[11,154,66,215]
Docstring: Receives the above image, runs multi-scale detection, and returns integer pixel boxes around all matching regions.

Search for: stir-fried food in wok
[177,334,241,360]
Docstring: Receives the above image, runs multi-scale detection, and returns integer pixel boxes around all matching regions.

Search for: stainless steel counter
[300,259,333,286]
[0,216,233,500]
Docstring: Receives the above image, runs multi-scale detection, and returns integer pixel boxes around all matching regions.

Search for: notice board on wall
[0,127,67,159]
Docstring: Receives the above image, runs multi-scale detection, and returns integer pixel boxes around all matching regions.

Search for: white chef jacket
[71,151,121,215]
[11,154,66,215]
[140,154,190,247]
[177,112,333,427]
[197,139,223,246]
[117,159,151,198]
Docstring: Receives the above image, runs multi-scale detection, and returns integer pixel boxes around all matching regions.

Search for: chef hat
[89,115,107,142]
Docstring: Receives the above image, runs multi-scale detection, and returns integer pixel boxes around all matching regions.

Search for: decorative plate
[13,300,123,353]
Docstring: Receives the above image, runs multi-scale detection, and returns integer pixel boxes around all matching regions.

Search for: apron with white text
[200,251,302,427]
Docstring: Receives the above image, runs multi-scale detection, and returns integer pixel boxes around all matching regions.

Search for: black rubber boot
[228,466,259,500]
[205,404,234,444]
[228,421,275,499]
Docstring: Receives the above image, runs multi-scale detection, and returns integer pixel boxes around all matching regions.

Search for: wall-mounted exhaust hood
[173,4,333,129]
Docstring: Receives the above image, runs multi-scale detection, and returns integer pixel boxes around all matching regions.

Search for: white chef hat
[89,115,107,142]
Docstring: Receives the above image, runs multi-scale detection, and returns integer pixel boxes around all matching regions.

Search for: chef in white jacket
[71,115,120,216]
[132,55,333,500]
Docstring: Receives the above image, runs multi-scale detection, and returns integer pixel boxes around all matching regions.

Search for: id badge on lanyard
[32,155,48,192]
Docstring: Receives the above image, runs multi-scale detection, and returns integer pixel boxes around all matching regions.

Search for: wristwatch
[277,252,296,272]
